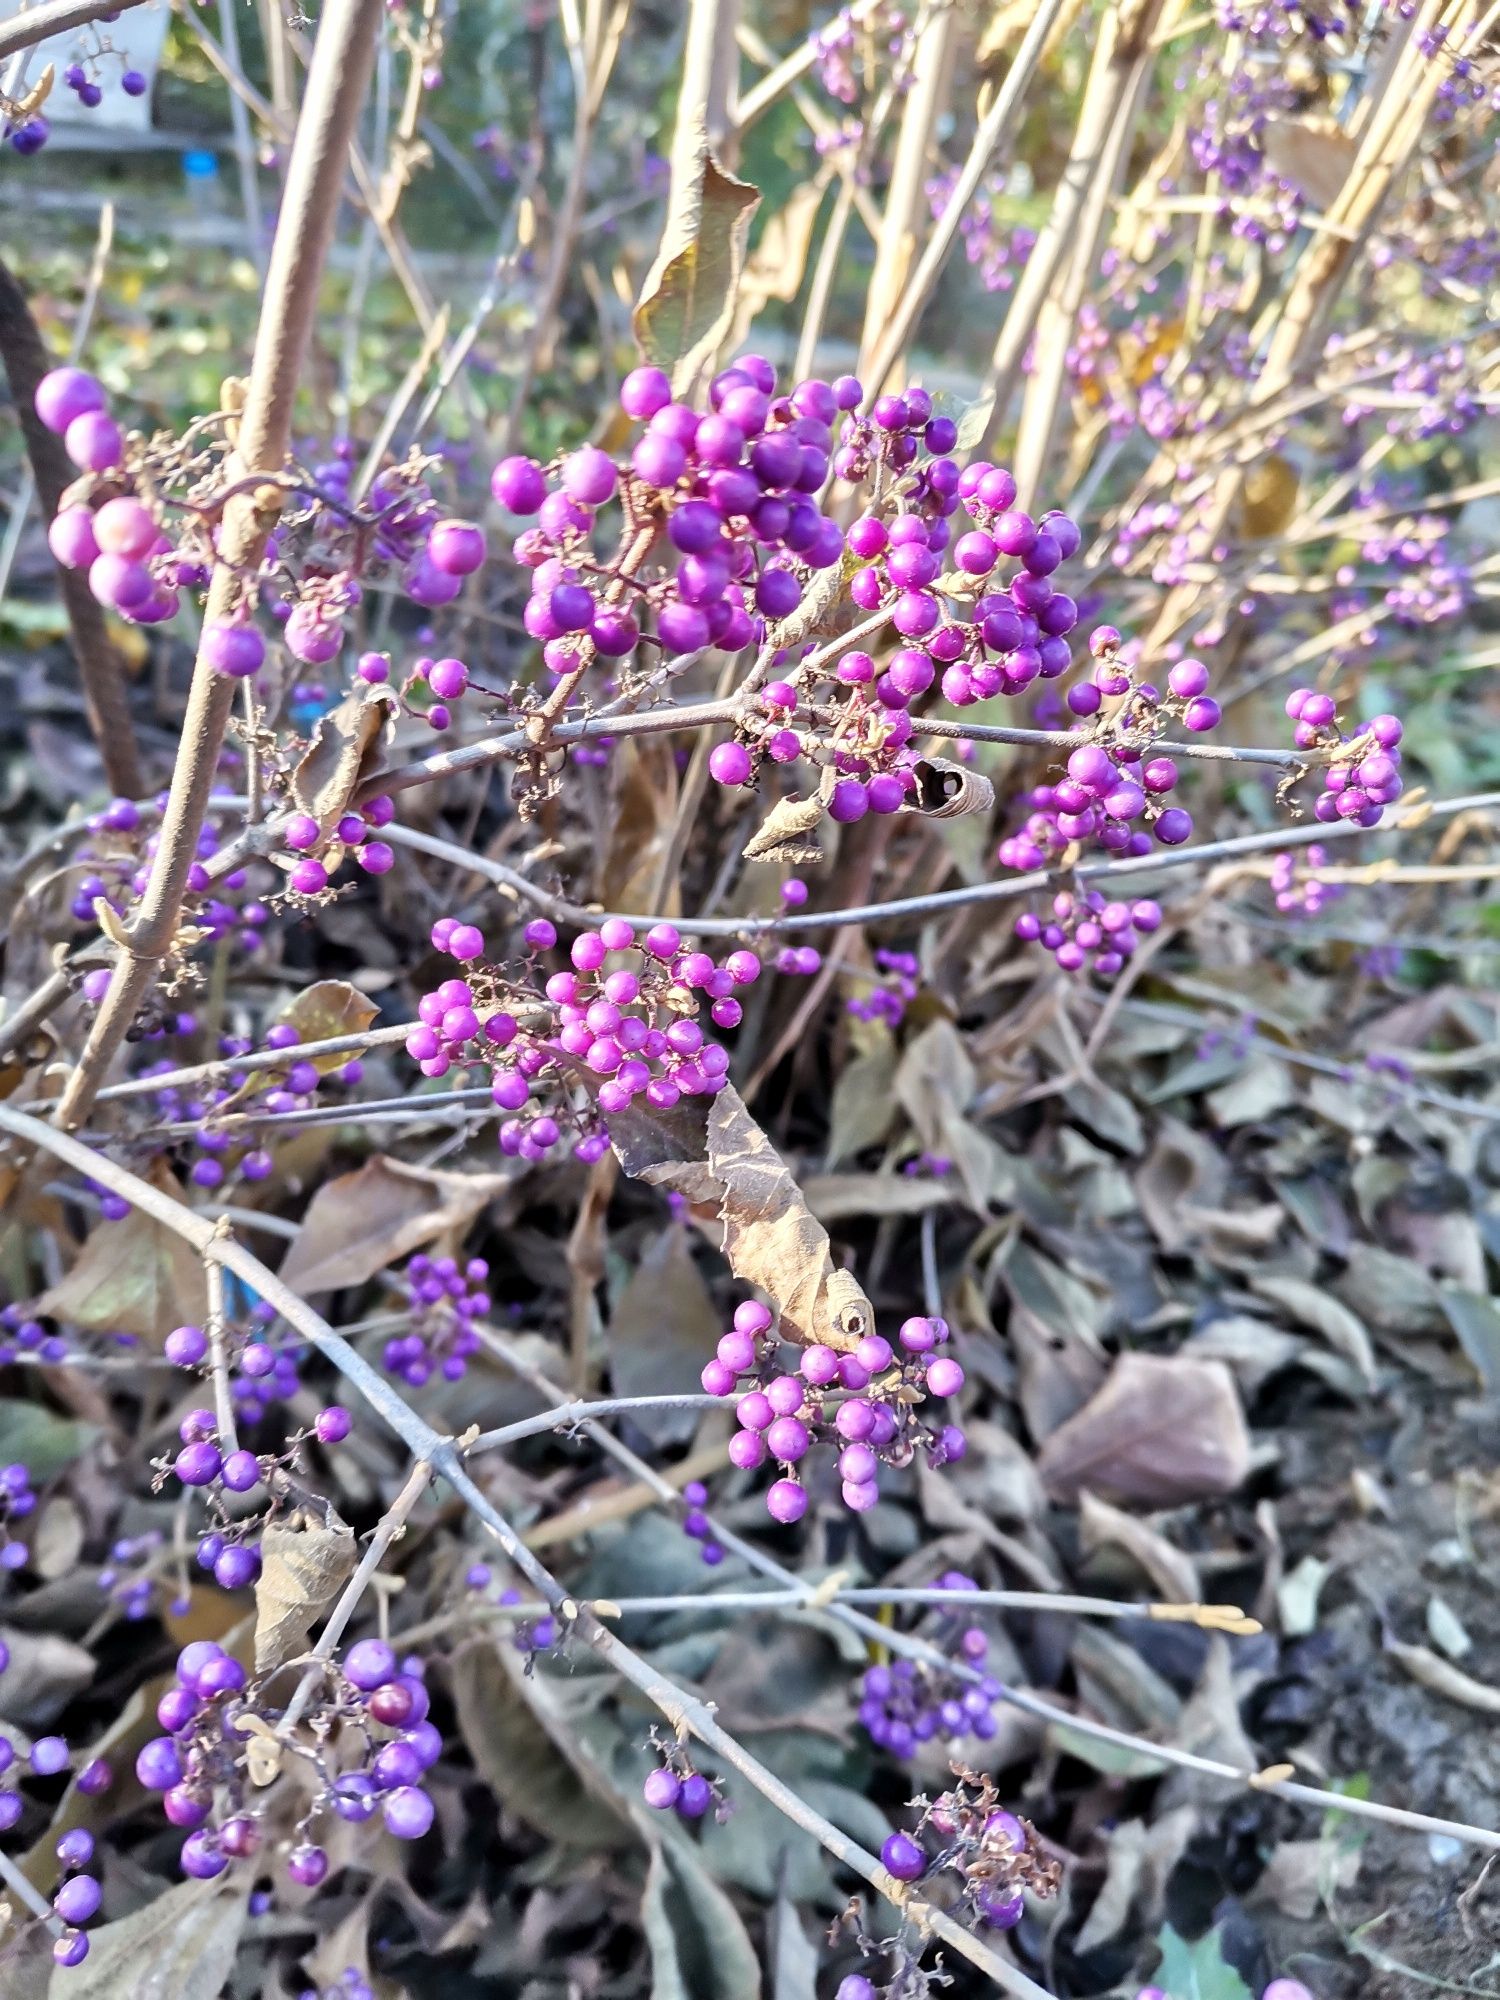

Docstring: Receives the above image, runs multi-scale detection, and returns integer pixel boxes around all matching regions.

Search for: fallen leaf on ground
[36,1159,207,1340]
[1037,1353,1251,1506]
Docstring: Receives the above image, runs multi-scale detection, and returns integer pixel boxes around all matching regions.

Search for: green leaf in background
[0,1401,94,1482]
[1152,1924,1254,2000]
[642,1832,762,2000]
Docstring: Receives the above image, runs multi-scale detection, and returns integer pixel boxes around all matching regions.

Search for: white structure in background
[0,0,169,137]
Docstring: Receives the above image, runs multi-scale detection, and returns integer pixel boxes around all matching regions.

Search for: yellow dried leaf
[1242,453,1301,538]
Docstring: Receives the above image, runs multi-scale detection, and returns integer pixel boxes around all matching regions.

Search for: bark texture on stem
[51,0,386,1132]
[0,258,142,798]
[0,0,149,60]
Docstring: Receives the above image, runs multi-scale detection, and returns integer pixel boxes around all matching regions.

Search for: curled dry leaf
[1385,1639,1500,1715]
[1079,1488,1202,1605]
[292,686,395,828]
[742,789,826,866]
[278,1154,509,1295]
[1037,1353,1251,1506]
[900,757,996,820]
[253,1499,357,1672]
[608,1083,874,1349]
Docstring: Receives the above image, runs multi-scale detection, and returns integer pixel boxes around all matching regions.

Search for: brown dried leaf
[450,1639,631,1847]
[727,179,825,353]
[742,790,825,866]
[801,1174,950,1223]
[1261,117,1355,209]
[253,1501,357,1671]
[602,736,681,913]
[27,1497,83,1582]
[1079,1489,1201,1604]
[1250,1272,1377,1388]
[825,1037,899,1168]
[292,687,395,828]
[1037,1353,1251,1506]
[0,1626,95,1727]
[997,1240,1109,1441]
[1241,451,1302,538]
[277,1155,507,1295]
[273,981,379,1071]
[1386,1640,1500,1714]
[609,1084,872,1349]
[895,1018,1007,1215]
[36,1160,207,1341]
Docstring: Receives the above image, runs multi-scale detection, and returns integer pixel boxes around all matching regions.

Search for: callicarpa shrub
[0,0,1497,1994]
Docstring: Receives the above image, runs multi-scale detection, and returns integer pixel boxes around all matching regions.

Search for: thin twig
[277,1457,432,1735]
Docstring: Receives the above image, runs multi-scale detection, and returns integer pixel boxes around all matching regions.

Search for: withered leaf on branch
[632,150,761,399]
[292,687,395,828]
[742,789,826,866]
[901,757,996,820]
[609,1084,873,1349]
[254,1497,357,1671]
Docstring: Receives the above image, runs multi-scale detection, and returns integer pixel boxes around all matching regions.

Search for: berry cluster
[1013,887,1164,979]
[0,1458,37,1572]
[642,1730,727,1823]
[879,1770,1059,1931]
[856,1575,1003,1756]
[382,1253,491,1386]
[5,34,147,156]
[162,1327,352,1590]
[135,1637,438,1885]
[0,1308,70,1369]
[299,1973,375,2000]
[465,1568,560,1658]
[407,916,760,1157]
[231,1306,308,1424]
[846,948,921,1028]
[33,366,480,667]
[278,794,397,891]
[677,1479,724,1568]
[1284,689,1405,827]
[700,1305,965,1523]
[1269,844,1345,918]
[0,1727,112,1838]
[97,1527,188,1624]
[492,358,849,686]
